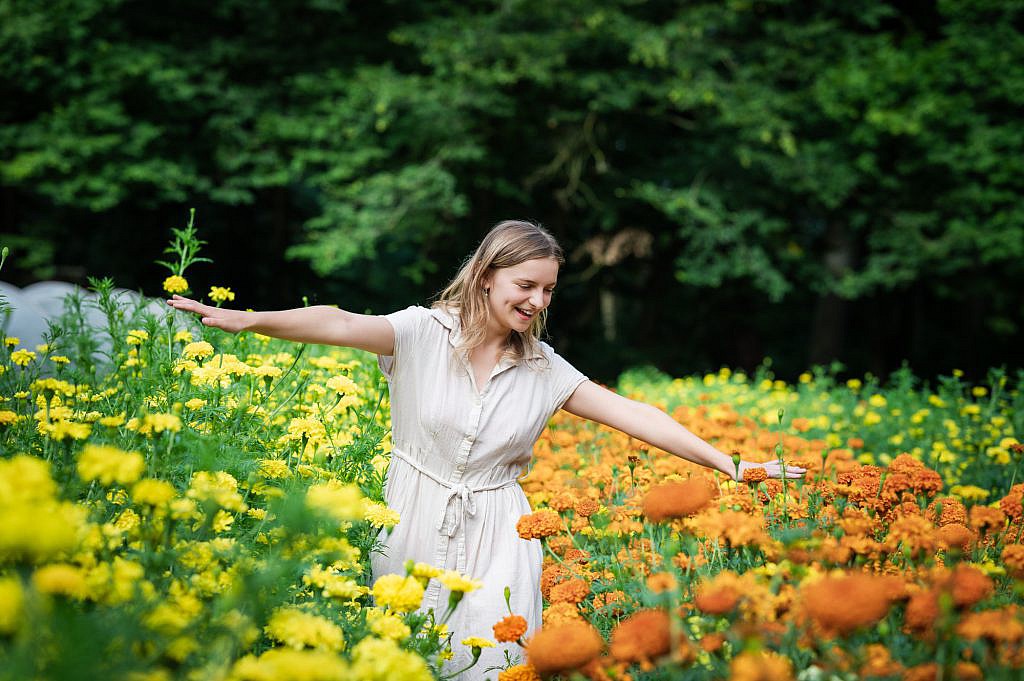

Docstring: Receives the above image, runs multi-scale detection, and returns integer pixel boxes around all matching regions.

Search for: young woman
[166,219,805,678]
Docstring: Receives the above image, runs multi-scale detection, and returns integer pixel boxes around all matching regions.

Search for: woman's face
[483,257,560,334]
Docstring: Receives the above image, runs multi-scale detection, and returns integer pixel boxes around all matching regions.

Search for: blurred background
[1,0,1022,384]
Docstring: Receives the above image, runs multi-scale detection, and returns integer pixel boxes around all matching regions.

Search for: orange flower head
[646,572,677,594]
[498,664,541,681]
[743,467,768,484]
[729,650,794,681]
[947,564,993,609]
[527,621,603,676]
[494,614,529,643]
[642,478,715,522]
[549,578,590,605]
[801,573,893,635]
[609,609,671,667]
[905,588,940,633]
[936,523,974,551]
[694,571,743,615]
[517,510,563,540]
[1002,544,1024,578]
[574,498,600,518]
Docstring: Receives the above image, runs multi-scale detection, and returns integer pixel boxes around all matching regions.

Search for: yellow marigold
[461,636,496,649]
[527,621,603,676]
[730,650,794,681]
[407,561,444,585]
[208,286,235,303]
[126,329,149,346]
[32,563,88,599]
[362,500,400,528]
[265,608,344,651]
[10,349,36,366]
[0,577,23,634]
[0,410,19,426]
[182,341,215,361]
[372,574,424,613]
[187,471,247,512]
[231,648,347,681]
[366,607,411,641]
[326,374,359,396]
[306,481,363,522]
[516,509,563,539]
[137,413,182,435]
[304,565,366,600]
[184,398,207,410]
[348,636,433,681]
[77,443,145,486]
[438,569,483,594]
[131,479,176,506]
[163,275,189,294]
[173,329,193,343]
[499,664,541,681]
[3,337,19,347]
[494,614,529,643]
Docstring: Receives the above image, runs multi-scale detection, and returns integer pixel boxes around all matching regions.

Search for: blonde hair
[433,219,564,366]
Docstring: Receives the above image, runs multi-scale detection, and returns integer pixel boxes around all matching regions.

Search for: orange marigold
[574,498,600,518]
[517,510,563,540]
[859,643,904,678]
[936,523,974,551]
[968,505,1006,534]
[946,564,993,608]
[646,572,676,594]
[494,614,529,643]
[694,571,743,615]
[498,664,541,681]
[905,588,940,633]
[801,573,893,635]
[956,605,1024,643]
[543,601,583,627]
[742,467,768,484]
[527,621,603,676]
[729,650,794,681]
[609,609,671,669]
[642,478,715,522]
[1001,544,1024,578]
[550,578,590,605]
[549,491,577,512]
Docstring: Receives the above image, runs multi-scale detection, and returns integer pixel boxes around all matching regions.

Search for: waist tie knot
[389,447,519,573]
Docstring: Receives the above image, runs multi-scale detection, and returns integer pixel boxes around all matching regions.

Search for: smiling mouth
[514,307,535,320]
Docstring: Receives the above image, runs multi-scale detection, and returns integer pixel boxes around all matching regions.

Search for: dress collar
[429,305,545,361]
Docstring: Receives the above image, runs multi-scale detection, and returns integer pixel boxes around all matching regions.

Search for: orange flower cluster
[516,509,562,540]
[493,614,528,643]
[526,621,603,676]
[641,478,715,522]
[742,467,768,484]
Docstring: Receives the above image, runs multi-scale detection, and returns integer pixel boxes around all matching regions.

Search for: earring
[483,288,489,296]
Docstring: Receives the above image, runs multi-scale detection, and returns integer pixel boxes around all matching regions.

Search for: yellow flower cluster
[208,286,235,303]
[163,275,189,294]
[371,574,424,613]
[265,607,345,651]
[77,444,146,486]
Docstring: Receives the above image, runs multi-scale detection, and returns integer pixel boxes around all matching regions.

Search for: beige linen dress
[371,304,588,680]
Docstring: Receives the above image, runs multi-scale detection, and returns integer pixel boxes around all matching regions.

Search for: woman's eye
[518,284,530,289]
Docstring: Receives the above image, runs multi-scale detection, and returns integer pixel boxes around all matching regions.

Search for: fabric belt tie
[389,447,519,570]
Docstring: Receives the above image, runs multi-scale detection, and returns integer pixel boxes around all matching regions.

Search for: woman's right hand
[165,294,251,334]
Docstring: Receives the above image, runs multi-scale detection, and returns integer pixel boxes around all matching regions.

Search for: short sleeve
[548,349,588,413]
[377,305,429,381]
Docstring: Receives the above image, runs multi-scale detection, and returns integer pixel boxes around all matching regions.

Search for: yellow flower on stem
[163,275,189,294]
[208,286,235,304]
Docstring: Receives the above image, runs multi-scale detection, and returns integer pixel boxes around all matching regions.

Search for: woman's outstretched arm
[561,380,806,481]
[164,295,396,355]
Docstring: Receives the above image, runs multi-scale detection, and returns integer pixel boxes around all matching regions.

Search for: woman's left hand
[734,459,806,481]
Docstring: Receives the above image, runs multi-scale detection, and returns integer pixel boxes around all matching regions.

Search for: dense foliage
[2,1,1023,379]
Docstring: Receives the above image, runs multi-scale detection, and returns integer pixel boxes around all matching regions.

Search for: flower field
[2,261,1024,680]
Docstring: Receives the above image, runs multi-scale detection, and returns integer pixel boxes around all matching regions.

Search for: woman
[166,219,805,678]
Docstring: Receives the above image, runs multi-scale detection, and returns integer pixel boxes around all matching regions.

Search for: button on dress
[371,304,588,679]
